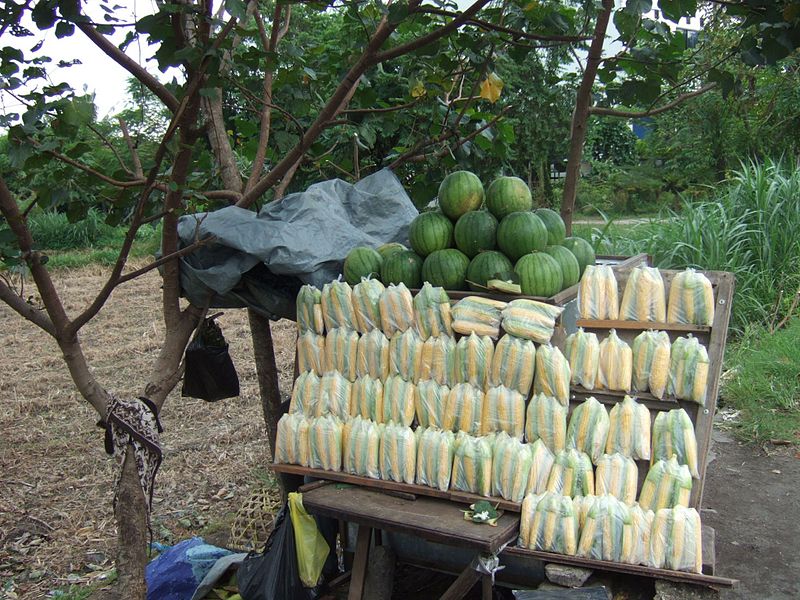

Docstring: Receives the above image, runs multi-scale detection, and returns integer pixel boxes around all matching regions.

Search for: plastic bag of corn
[620,266,667,322]
[316,371,352,420]
[297,284,324,335]
[389,328,423,382]
[597,329,632,392]
[356,328,390,381]
[379,283,415,337]
[324,327,359,381]
[519,492,579,555]
[382,374,416,427]
[526,439,555,496]
[379,422,417,484]
[578,265,619,320]
[623,504,654,565]
[652,408,699,478]
[492,432,534,502]
[415,427,456,492]
[490,334,535,396]
[501,299,564,344]
[455,332,494,390]
[289,371,320,416]
[450,432,493,497]
[525,393,567,454]
[444,382,485,435]
[606,395,651,461]
[668,335,709,405]
[649,506,703,573]
[413,282,453,339]
[546,449,595,497]
[352,278,385,334]
[667,268,715,327]
[297,331,326,376]
[321,280,356,331]
[451,296,506,338]
[342,415,382,478]
[595,453,639,505]
[639,456,693,512]
[350,375,384,422]
[275,412,311,466]
[567,396,610,464]
[418,334,457,386]
[565,328,600,390]
[481,385,526,440]
[414,379,450,429]
[308,414,343,471]
[631,330,671,399]
[577,493,631,562]
[533,344,571,406]
[572,495,594,530]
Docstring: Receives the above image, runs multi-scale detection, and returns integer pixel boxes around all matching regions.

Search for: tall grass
[27,209,120,250]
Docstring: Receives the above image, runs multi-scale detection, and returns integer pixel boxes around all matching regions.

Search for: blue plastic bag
[146,537,206,600]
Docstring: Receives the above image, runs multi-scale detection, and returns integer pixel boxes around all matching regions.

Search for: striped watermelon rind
[514,251,564,297]
[343,247,383,284]
[381,250,423,288]
[486,176,532,220]
[422,249,471,290]
[409,211,454,257]
[438,171,485,221]
[454,210,498,258]
[377,242,408,261]
[561,236,596,277]
[497,211,548,261]
[466,251,514,291]
[544,245,580,290]
[535,208,567,246]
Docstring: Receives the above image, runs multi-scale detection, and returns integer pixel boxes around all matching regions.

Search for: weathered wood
[575,319,711,333]
[298,479,331,493]
[438,564,482,600]
[348,525,372,600]
[481,575,493,600]
[511,589,611,599]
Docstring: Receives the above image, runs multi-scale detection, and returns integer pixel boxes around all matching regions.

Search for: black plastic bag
[237,504,318,600]
[181,317,240,401]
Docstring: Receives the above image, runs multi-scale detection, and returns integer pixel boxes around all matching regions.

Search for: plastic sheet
[356,328,389,381]
[275,412,311,466]
[667,268,715,326]
[297,285,325,335]
[578,265,619,320]
[414,379,450,429]
[492,432,533,502]
[668,334,709,405]
[444,383,485,435]
[308,414,343,471]
[321,280,356,331]
[639,456,692,512]
[606,395,651,461]
[350,375,384,422]
[533,344,571,407]
[297,331,326,376]
[324,327,359,381]
[632,330,671,399]
[316,371,352,420]
[623,504,654,566]
[481,385,526,440]
[389,328,423,382]
[342,415,382,478]
[450,432,493,497]
[652,408,699,478]
[490,334,535,396]
[379,422,417,484]
[289,371,320,416]
[500,299,564,344]
[456,332,494,390]
[352,278,385,334]
[649,506,703,573]
[526,439,555,496]
[620,266,667,322]
[382,374,416,426]
[451,296,506,338]
[518,492,579,555]
[597,329,632,392]
[576,493,631,562]
[415,427,456,492]
[565,328,600,390]
[546,449,595,497]
[525,393,567,454]
[567,396,610,465]
[379,283,414,337]
[595,453,639,505]
[413,282,453,339]
[418,334,457,386]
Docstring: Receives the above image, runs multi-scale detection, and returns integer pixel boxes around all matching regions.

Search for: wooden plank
[481,574,493,600]
[348,525,372,600]
[575,319,711,333]
[510,590,611,599]
[702,525,715,575]
[439,564,481,600]
[569,385,680,410]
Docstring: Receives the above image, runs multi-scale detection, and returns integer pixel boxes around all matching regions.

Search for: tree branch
[117,237,214,285]
[343,99,422,114]
[589,83,717,118]
[0,276,55,337]
[119,117,144,178]
[87,123,134,177]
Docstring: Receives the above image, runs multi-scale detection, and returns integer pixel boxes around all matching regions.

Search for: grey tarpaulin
[176,169,417,320]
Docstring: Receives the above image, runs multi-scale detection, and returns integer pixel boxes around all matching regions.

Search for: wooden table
[302,484,519,600]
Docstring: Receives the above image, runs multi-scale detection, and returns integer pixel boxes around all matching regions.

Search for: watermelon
[409,211,454,257]
[466,251,514,291]
[534,208,567,245]
[544,245,580,290]
[454,210,497,258]
[422,249,470,290]
[486,176,532,220]
[343,247,383,284]
[561,236,596,277]
[381,250,423,288]
[438,171,484,221]
[515,252,563,297]
[377,242,407,261]
[496,211,548,261]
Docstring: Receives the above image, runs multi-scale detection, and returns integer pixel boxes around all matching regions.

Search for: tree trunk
[248,309,284,457]
[113,450,149,600]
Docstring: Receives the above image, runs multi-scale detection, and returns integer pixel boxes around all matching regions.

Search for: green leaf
[55,20,75,38]
[658,0,698,23]
[31,1,58,30]
[624,0,652,15]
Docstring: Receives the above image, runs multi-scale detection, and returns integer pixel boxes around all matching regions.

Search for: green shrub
[27,209,118,250]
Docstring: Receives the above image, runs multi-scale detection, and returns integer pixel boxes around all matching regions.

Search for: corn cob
[388,328,424,383]
[316,371,352,420]
[413,282,454,339]
[296,331,326,376]
[491,432,534,502]
[418,334,457,386]
[525,393,567,454]
[444,382,485,435]
[521,492,579,555]
[308,414,343,471]
[356,328,390,381]
[342,415,383,478]
[275,412,311,466]
[631,330,671,398]
[667,268,715,326]
[533,344,571,406]
[455,332,494,390]
[639,456,693,512]
[382,374,416,427]
[350,375,384,422]
[572,495,595,530]
[324,327,359,381]
[379,422,417,484]
[576,494,631,562]
[321,280,356,331]
[379,283,415,337]
[450,432,493,496]
[565,328,600,390]
[414,379,450,429]
[451,296,506,338]
[649,506,702,572]
[415,427,456,492]
[622,503,654,565]
[652,408,699,478]
[606,395,651,460]
[289,371,320,416]
[526,439,555,496]
[595,453,639,505]
[519,493,544,548]
[668,334,709,405]
[578,265,619,320]
[597,329,633,392]
[500,298,564,344]
[620,266,667,322]
[297,284,324,335]
[481,385,526,440]
[490,334,536,396]
[546,449,595,497]
[352,278,385,334]
[566,396,610,465]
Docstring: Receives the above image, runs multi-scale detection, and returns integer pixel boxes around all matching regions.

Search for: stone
[654,580,720,600]
[363,545,395,600]
[545,563,594,588]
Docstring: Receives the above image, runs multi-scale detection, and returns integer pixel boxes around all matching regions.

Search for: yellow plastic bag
[288,492,329,588]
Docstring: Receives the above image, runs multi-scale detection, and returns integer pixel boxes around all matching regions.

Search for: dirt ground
[0,264,797,598]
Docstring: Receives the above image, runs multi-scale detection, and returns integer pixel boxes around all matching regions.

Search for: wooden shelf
[569,386,692,412]
[576,318,712,333]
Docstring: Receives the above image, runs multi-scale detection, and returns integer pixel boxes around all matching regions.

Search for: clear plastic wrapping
[668,335,709,405]
[572,495,594,530]
[492,432,533,502]
[450,432,493,496]
[632,330,671,399]
[389,328,423,382]
[352,278,385,334]
[413,282,453,339]
[324,327,359,381]
[382,374,416,427]
[379,422,417,484]
[350,375,384,422]
[595,453,639,505]
[533,344,571,406]
[316,371,352,420]
[501,299,564,344]
[652,408,699,478]
[356,328,389,381]
[546,449,595,497]
[418,335,457,386]
[598,329,632,392]
[565,328,600,390]
[414,379,450,429]
[275,412,311,466]
[308,414,343,471]
[567,396,610,465]
[525,393,567,454]
[639,456,693,512]
[297,284,324,335]
[518,492,579,555]
[624,504,654,565]
[297,331,326,376]
[451,296,506,338]
[649,506,703,573]
[490,334,535,396]
[456,332,494,390]
[379,283,415,337]
[321,280,356,331]
[620,266,667,322]
[444,383,485,435]
[667,268,715,326]
[289,371,320,416]
[415,427,456,492]
[578,265,619,320]
[576,494,631,562]
[526,439,555,495]
[606,395,651,461]
[481,385,526,440]
[342,415,383,479]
